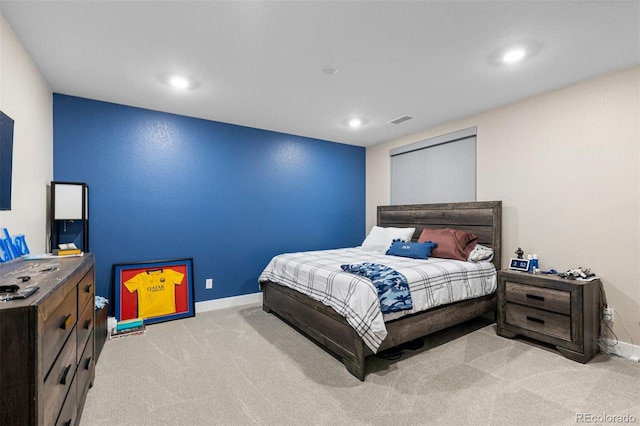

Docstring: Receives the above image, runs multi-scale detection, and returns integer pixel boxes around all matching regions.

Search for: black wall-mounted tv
[0,111,15,211]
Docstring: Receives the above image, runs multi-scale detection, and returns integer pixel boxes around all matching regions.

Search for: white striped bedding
[258,247,497,353]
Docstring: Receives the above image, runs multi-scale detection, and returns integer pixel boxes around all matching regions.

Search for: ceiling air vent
[388,115,413,125]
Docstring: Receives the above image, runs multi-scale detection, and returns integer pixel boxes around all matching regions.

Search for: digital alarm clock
[509,258,531,272]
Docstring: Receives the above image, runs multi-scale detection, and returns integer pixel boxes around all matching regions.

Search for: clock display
[509,258,531,272]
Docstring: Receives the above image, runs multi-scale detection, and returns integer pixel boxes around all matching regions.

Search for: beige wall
[367,66,640,348]
[0,13,53,253]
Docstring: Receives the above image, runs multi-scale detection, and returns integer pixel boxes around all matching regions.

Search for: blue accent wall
[53,94,365,307]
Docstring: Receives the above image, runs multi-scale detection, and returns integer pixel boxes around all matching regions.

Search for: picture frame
[0,110,15,211]
[113,258,195,325]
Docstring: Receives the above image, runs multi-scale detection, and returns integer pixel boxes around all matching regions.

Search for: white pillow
[361,226,415,253]
[468,244,494,262]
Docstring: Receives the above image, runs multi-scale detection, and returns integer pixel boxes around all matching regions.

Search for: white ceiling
[2,1,639,147]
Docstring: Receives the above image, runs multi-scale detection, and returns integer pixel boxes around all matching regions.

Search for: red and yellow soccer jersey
[124,268,184,319]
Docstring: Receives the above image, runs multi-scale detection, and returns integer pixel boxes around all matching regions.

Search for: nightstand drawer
[505,281,570,314]
[505,302,571,341]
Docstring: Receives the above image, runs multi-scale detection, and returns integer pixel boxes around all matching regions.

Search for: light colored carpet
[80,303,639,426]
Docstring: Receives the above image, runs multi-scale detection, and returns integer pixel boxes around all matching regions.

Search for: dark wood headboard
[377,201,502,270]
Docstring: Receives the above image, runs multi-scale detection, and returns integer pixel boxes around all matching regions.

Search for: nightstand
[497,269,601,363]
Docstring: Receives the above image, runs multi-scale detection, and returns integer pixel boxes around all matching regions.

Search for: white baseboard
[195,292,263,314]
[600,338,640,362]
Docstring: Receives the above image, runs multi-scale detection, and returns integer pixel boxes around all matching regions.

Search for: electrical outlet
[205,278,213,289]
[603,306,613,323]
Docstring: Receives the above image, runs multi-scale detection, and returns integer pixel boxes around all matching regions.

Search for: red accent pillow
[417,228,478,261]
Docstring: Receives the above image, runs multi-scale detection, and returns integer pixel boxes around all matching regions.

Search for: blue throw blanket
[340,263,412,314]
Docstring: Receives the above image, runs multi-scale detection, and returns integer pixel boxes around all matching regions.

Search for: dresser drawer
[77,270,95,314]
[55,374,77,426]
[42,288,78,375]
[505,302,571,341]
[43,332,77,426]
[77,330,95,400]
[77,301,94,361]
[505,281,570,314]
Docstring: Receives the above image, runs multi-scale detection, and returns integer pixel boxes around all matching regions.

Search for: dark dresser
[0,253,95,425]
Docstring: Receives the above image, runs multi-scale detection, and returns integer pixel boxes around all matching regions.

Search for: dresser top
[0,253,94,310]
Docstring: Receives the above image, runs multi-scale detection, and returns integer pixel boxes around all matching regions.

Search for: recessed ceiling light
[159,73,200,91]
[345,117,367,128]
[169,75,191,89]
[488,42,540,67]
[349,118,362,127]
[502,48,526,64]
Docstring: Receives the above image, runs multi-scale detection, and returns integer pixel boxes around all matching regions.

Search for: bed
[260,201,502,380]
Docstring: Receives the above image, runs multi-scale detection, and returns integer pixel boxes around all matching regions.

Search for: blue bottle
[531,254,539,273]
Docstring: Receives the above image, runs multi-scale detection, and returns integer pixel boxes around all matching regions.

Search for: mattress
[258,247,497,353]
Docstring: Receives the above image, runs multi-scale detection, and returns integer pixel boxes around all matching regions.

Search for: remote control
[5,286,39,300]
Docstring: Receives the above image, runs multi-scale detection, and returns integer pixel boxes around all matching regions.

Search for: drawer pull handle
[60,364,72,385]
[526,316,545,324]
[85,356,93,370]
[60,314,73,330]
[84,282,93,293]
[526,294,545,302]
[84,318,93,330]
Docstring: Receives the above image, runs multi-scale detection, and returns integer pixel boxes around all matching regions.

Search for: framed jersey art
[113,258,195,324]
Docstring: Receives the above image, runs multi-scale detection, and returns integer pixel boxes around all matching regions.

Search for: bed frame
[262,201,502,380]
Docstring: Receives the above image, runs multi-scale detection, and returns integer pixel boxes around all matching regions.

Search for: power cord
[596,285,617,352]
[596,310,619,352]
[596,300,638,361]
